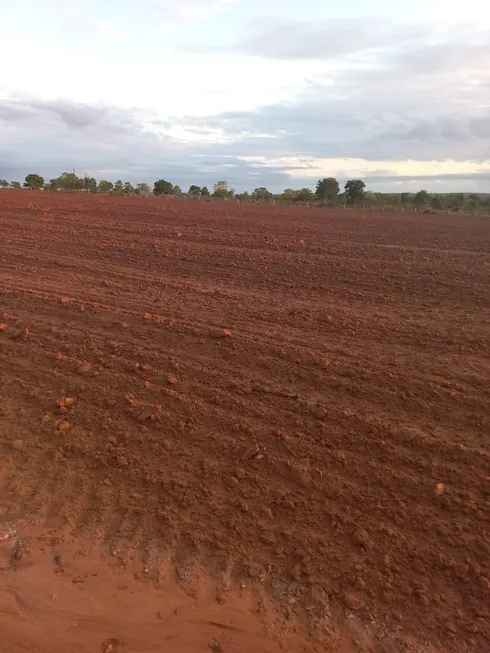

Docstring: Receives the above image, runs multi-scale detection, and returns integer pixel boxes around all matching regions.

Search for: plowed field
[0,191,489,653]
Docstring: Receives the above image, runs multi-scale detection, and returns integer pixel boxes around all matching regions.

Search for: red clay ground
[0,191,489,653]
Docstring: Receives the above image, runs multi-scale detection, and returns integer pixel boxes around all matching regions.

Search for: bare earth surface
[0,191,489,653]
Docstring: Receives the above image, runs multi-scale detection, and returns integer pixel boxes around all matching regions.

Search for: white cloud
[1,5,489,192]
[241,156,490,181]
[88,17,124,40]
[148,0,237,21]
[58,0,124,39]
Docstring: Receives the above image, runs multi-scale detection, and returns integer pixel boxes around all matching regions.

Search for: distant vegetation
[0,173,488,215]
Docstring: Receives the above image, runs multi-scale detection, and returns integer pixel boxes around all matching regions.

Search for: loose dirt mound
[0,192,489,652]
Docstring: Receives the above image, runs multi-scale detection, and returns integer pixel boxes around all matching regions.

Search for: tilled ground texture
[0,191,489,652]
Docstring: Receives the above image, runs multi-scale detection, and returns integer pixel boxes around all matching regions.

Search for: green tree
[173,185,182,195]
[0,179,9,188]
[153,179,174,195]
[400,193,411,209]
[363,191,379,208]
[200,186,210,197]
[294,188,314,202]
[447,193,464,212]
[188,185,202,195]
[98,180,114,194]
[414,190,429,210]
[466,194,480,211]
[123,181,134,195]
[430,195,443,210]
[383,193,401,209]
[113,180,124,194]
[24,173,45,189]
[62,172,81,190]
[213,180,230,198]
[282,188,298,202]
[10,181,21,189]
[51,172,84,191]
[135,182,151,195]
[315,177,340,204]
[83,175,98,193]
[252,187,273,201]
[344,179,366,205]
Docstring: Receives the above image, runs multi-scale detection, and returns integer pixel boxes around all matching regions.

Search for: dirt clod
[344,591,362,610]
[353,527,371,548]
[310,405,327,420]
[435,482,446,496]
[210,328,232,338]
[58,397,74,408]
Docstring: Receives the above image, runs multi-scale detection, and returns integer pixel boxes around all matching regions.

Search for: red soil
[0,191,489,652]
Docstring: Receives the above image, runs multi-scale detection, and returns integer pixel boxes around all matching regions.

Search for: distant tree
[430,195,443,210]
[315,177,340,204]
[98,180,114,194]
[10,181,21,189]
[52,172,84,191]
[236,191,250,202]
[188,185,202,196]
[466,194,481,212]
[135,182,151,195]
[213,180,233,199]
[252,187,273,201]
[384,193,401,209]
[0,179,9,188]
[173,185,182,195]
[414,190,429,210]
[200,186,210,197]
[282,188,298,202]
[344,179,366,205]
[123,181,134,195]
[400,193,411,209]
[113,180,124,194]
[83,175,98,193]
[24,173,45,189]
[363,191,379,208]
[447,193,465,211]
[153,179,174,195]
[294,188,314,202]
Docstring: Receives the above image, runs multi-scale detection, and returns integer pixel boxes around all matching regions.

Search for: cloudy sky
[1,0,489,192]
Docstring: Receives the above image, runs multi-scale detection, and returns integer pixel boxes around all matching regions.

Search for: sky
[0,0,489,192]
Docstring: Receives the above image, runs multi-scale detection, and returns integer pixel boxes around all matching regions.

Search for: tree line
[0,173,488,214]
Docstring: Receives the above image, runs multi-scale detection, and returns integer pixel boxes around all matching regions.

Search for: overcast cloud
[1,1,489,192]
